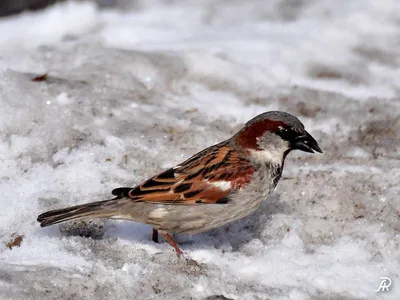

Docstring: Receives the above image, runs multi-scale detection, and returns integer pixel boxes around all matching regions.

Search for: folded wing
[112,142,254,205]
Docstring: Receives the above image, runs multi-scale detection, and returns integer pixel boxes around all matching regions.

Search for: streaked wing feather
[117,142,254,205]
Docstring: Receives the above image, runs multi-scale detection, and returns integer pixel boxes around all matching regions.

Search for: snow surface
[0,1,399,299]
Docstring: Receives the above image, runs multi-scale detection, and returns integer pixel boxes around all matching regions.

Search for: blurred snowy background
[0,0,399,299]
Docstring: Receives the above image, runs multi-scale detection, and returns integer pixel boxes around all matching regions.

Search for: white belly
[124,162,282,234]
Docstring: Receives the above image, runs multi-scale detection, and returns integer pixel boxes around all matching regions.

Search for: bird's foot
[152,228,159,243]
[161,231,183,257]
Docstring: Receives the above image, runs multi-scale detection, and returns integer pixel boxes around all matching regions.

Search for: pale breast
[135,162,283,235]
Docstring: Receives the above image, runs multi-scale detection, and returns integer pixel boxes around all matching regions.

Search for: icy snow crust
[0,1,399,299]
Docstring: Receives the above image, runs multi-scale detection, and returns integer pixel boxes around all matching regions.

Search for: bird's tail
[37,197,130,227]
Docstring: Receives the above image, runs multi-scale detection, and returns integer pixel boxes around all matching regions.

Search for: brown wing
[112,142,255,205]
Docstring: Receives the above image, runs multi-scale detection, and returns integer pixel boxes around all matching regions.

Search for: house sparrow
[37,111,322,256]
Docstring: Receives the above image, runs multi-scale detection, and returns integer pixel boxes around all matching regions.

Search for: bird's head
[234,111,322,164]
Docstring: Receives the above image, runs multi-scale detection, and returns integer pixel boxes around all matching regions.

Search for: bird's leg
[152,228,159,243]
[161,232,183,257]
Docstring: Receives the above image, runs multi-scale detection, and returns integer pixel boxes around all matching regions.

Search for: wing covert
[112,143,254,205]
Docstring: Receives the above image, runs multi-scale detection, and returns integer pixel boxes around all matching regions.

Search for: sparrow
[37,111,322,256]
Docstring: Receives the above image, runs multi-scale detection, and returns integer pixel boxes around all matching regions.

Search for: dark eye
[277,126,296,140]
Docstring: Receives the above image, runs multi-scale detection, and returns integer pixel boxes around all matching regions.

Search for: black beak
[292,131,323,153]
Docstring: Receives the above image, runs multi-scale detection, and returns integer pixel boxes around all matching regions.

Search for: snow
[0,1,399,299]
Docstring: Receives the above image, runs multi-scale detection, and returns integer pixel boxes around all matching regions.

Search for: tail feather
[37,198,127,227]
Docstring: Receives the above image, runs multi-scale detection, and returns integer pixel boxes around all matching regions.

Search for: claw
[161,232,183,257]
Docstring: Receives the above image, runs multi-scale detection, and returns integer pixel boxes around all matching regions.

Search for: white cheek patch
[250,149,283,165]
[208,180,232,191]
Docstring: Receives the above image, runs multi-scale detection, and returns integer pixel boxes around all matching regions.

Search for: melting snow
[0,1,399,299]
